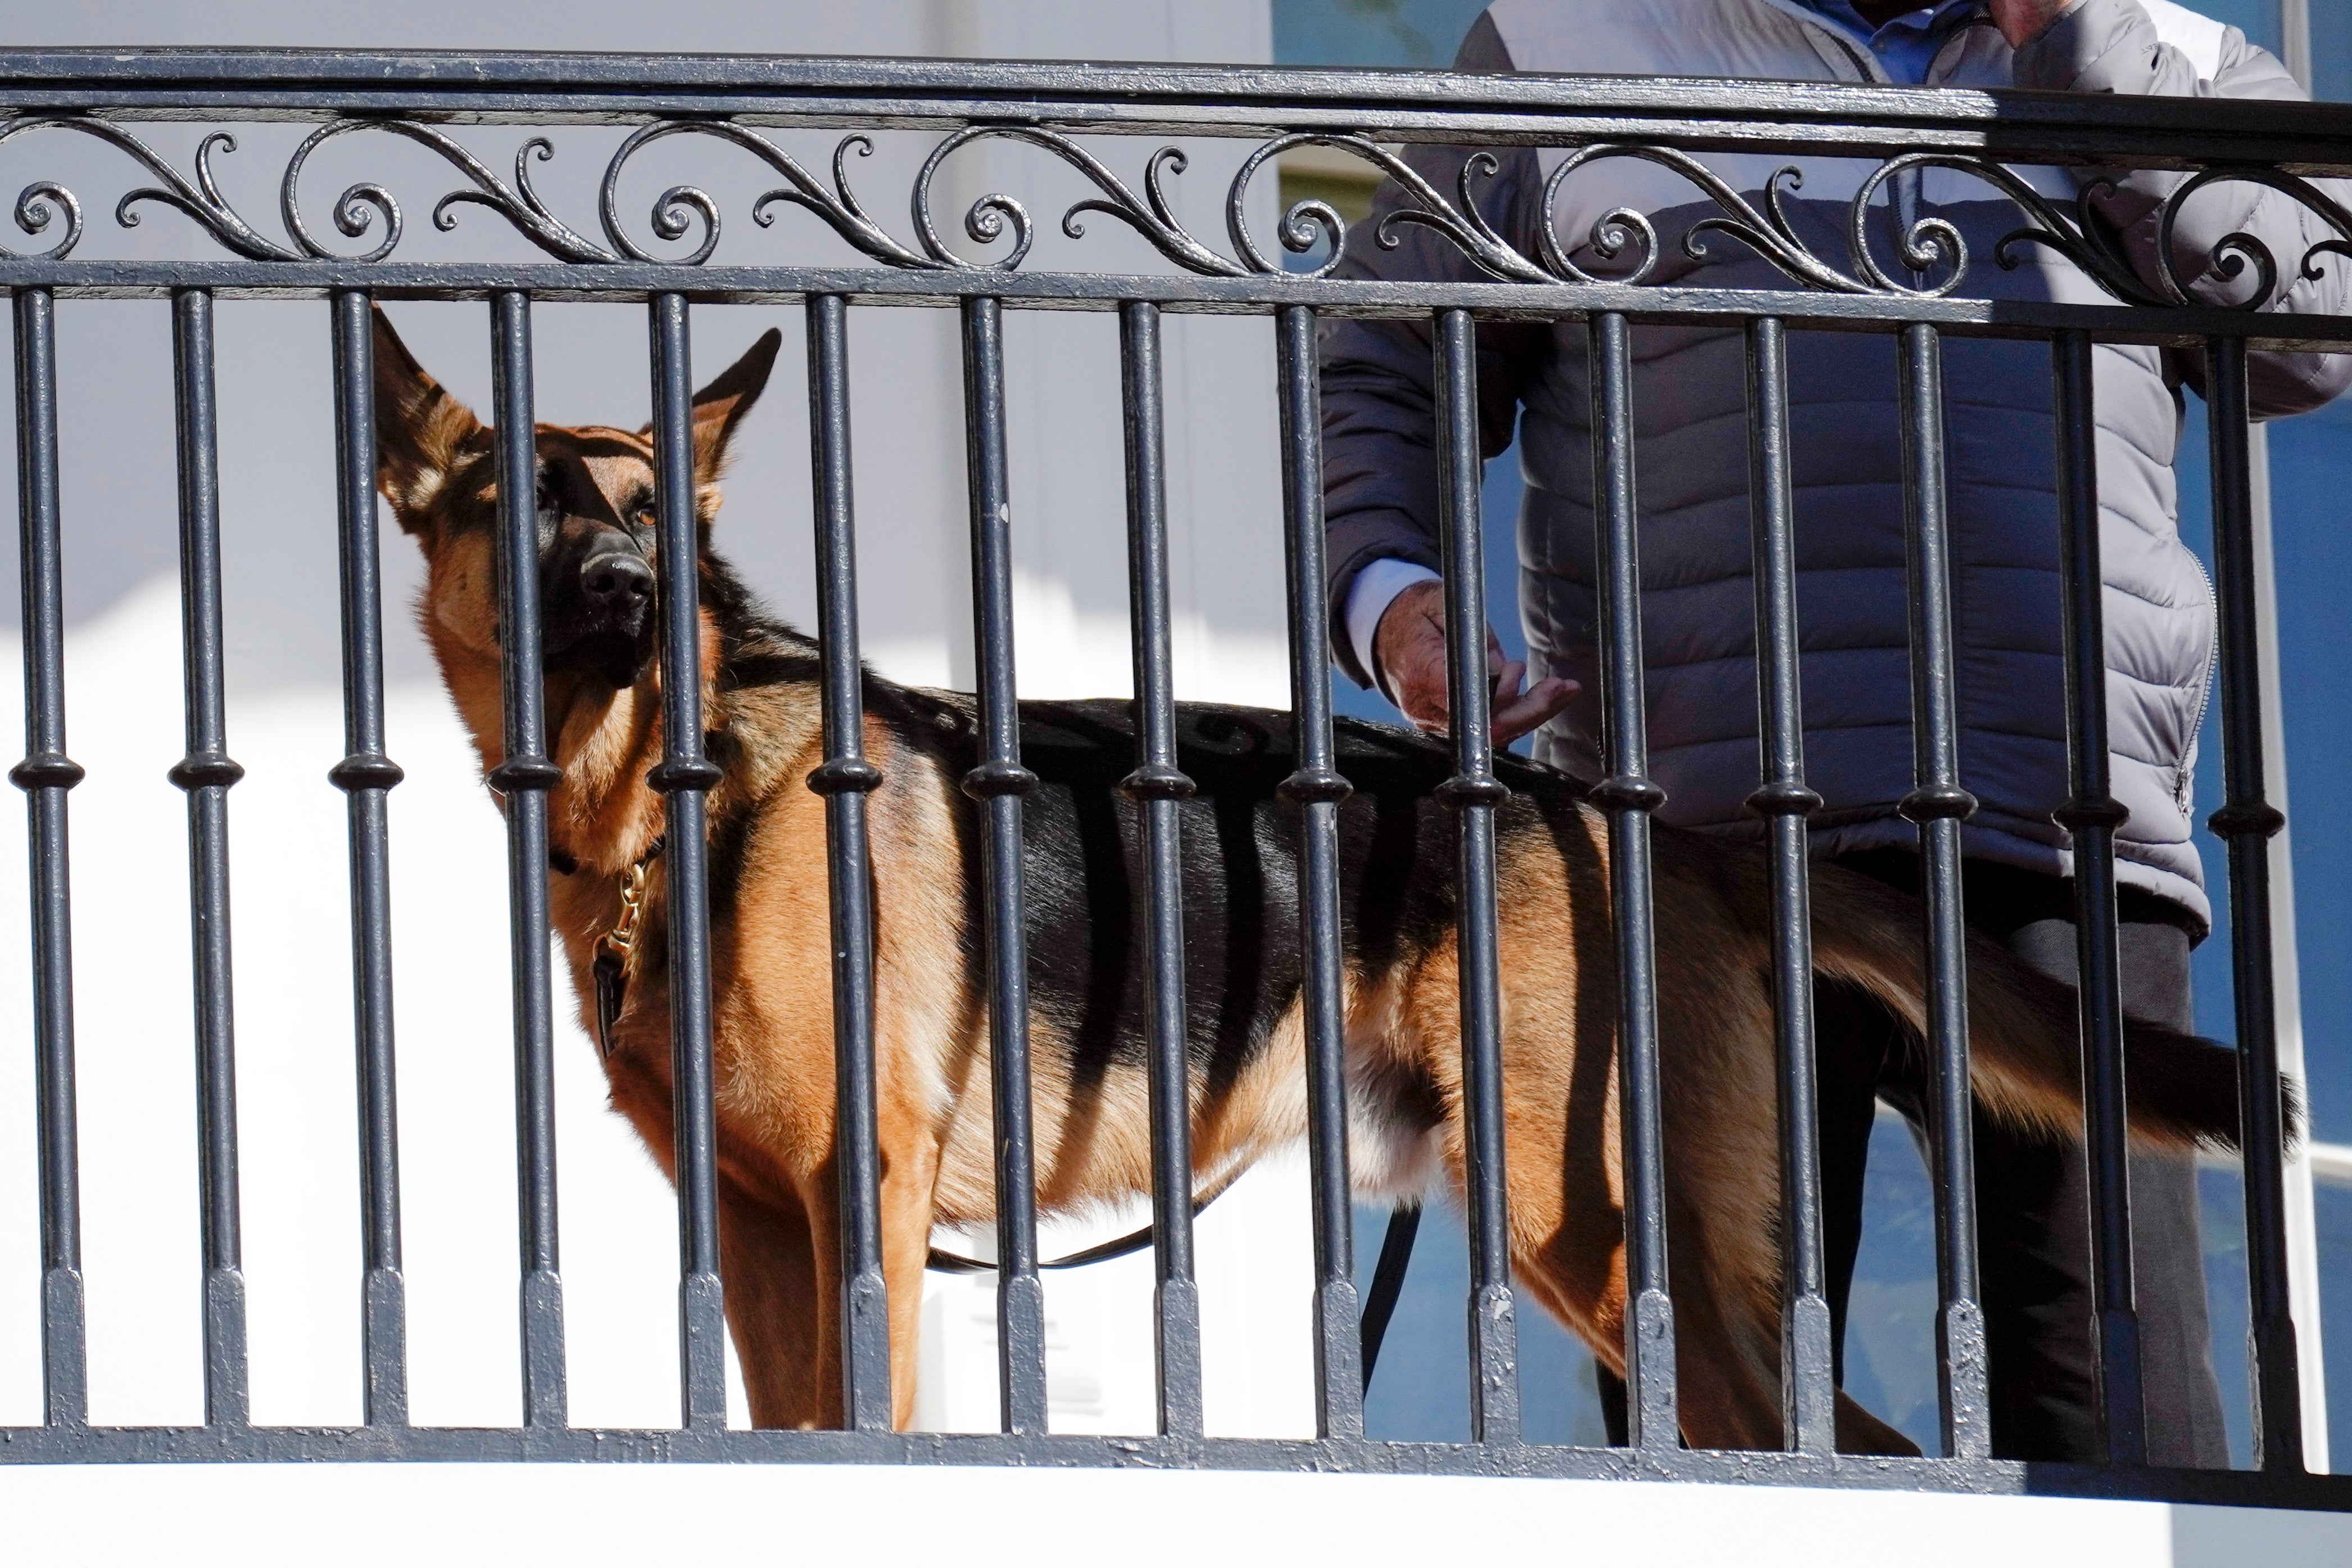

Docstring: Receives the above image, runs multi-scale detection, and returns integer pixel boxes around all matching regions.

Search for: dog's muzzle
[545,534,657,686]
[580,549,653,623]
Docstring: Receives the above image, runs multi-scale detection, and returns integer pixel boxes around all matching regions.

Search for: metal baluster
[2051,329,2145,1466]
[1275,303,1362,1439]
[2205,335,2305,1473]
[646,293,728,1430]
[487,290,568,1432]
[327,289,408,1429]
[1117,300,1204,1439]
[169,287,250,1428]
[1895,322,1989,1460]
[805,293,892,1433]
[959,296,1049,1435]
[1434,308,1519,1445]
[11,285,86,1429]
[1588,311,1675,1451]
[1743,317,1832,1456]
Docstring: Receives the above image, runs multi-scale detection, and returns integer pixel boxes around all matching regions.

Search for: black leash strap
[575,836,1427,1388]
[924,1164,1248,1275]
[927,1186,1425,1399]
[1359,1203,1422,1394]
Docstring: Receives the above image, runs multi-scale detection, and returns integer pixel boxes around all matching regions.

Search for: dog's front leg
[790,1130,939,1432]
[877,1130,941,1431]
[715,1173,830,1429]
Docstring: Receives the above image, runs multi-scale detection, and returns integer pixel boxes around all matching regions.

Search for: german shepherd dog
[373,308,2255,1454]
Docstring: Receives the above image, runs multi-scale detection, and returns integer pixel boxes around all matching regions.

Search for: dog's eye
[636,507,658,530]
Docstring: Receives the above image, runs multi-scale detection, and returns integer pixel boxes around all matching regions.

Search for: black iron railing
[0,48,2346,1511]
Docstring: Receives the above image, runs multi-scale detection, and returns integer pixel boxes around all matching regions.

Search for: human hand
[1987,0,2076,48]
[1371,578,1578,746]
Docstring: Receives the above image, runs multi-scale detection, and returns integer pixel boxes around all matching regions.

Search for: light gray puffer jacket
[1321,0,2352,929]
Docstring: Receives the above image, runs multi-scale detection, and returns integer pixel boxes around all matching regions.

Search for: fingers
[1406,659,1577,746]
[1492,676,1578,746]
[1374,590,1578,745]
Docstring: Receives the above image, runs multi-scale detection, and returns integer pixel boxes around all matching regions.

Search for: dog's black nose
[581,551,653,611]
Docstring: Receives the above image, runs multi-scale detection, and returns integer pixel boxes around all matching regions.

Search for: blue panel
[2177,387,2352,1470]
[1352,1203,1608,1443]
[2176,392,2352,1150]
[1842,1114,1942,1453]
[1272,0,1496,68]
[2314,0,2352,100]
[2319,1179,2352,1467]
[2267,400,2352,1145]
[2189,0,2286,57]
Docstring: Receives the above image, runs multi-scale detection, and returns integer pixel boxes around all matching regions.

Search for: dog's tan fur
[373,310,2254,1453]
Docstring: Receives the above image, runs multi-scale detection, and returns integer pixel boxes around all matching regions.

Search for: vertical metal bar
[1743,317,1833,1457]
[487,290,568,1431]
[2205,335,2305,1473]
[11,285,85,1429]
[646,293,728,1430]
[805,293,892,1433]
[2051,329,2146,1467]
[327,289,407,1428]
[1895,321,1990,1460]
[169,287,250,1429]
[1116,300,1205,1439]
[1587,310,1675,1451]
[1434,307,1519,1446]
[958,296,1049,1436]
[1276,303,1362,1439]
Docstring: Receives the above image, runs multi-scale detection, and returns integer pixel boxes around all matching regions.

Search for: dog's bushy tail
[1800,862,2281,1154]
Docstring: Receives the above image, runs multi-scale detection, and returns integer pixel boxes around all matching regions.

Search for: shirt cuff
[1343,558,1443,703]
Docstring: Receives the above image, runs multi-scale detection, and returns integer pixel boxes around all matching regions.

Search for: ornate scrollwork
[0,107,2344,314]
[913,125,1253,275]
[601,120,921,269]
[2149,164,2352,309]
[4,178,79,263]
[1229,133,1542,280]
[0,117,298,260]
[283,120,616,264]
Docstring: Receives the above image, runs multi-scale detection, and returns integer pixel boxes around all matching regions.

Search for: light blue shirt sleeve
[1344,559,1442,700]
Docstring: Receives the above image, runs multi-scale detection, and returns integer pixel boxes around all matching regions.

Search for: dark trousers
[1599,850,2230,1465]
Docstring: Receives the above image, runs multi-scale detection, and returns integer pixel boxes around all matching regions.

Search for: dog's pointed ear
[689,327,782,485]
[372,306,484,527]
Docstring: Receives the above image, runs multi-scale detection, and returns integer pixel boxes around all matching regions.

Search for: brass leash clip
[599,856,651,972]
[591,836,665,1060]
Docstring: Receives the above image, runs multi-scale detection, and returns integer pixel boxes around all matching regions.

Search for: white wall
[0,1,1312,1440]
[8,1461,2352,1568]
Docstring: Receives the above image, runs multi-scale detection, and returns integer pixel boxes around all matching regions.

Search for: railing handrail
[2,47,2349,172]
